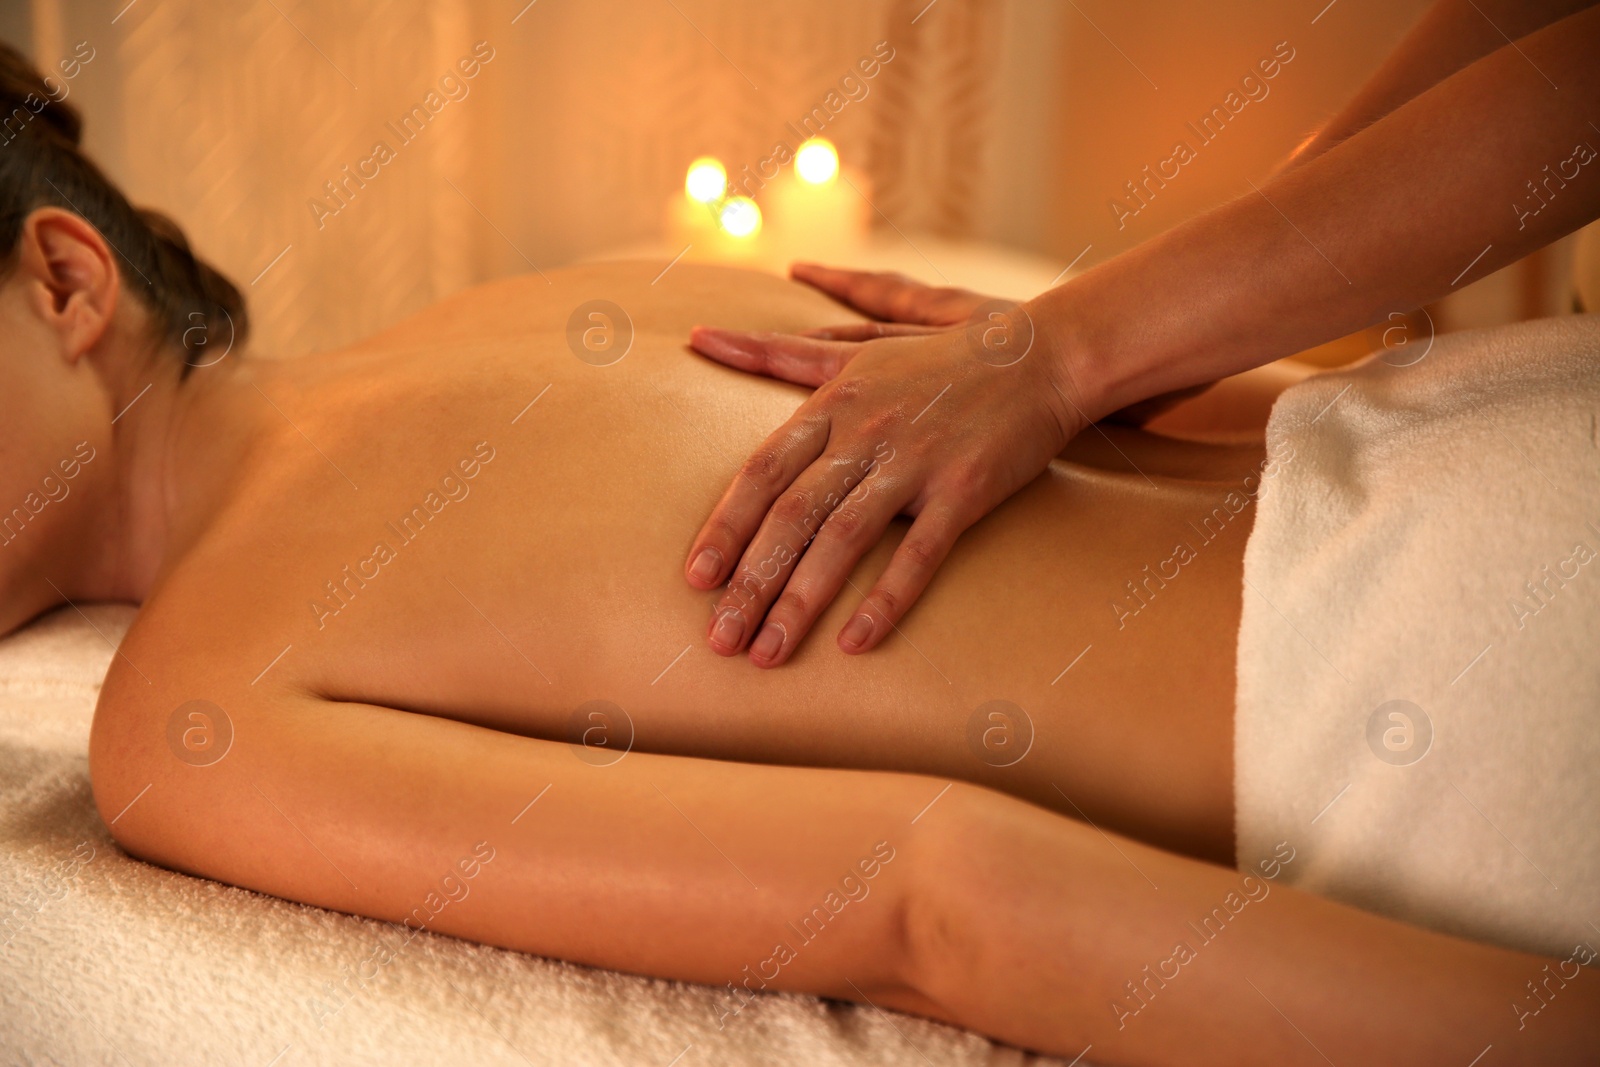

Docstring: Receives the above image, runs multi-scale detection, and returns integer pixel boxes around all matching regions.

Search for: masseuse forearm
[1039,4,1600,417]
[1290,0,1598,168]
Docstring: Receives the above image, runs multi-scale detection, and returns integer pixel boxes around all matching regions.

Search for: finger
[685,414,828,591]
[689,326,854,386]
[707,451,874,656]
[837,503,965,655]
[790,262,917,303]
[799,322,943,342]
[748,472,911,668]
[789,262,978,326]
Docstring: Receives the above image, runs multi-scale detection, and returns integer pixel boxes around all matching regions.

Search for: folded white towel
[0,606,1058,1066]
[1235,313,1600,961]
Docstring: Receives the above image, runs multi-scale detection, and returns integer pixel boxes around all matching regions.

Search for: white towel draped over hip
[1235,313,1600,961]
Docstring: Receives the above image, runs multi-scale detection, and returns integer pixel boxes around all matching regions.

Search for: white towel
[1235,313,1600,960]
[0,605,1061,1066]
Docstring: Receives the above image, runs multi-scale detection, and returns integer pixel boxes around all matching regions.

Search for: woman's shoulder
[346,261,865,356]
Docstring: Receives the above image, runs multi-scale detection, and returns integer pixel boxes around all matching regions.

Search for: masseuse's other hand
[684,264,1082,667]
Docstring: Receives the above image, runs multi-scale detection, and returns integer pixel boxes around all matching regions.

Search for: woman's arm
[90,667,1599,1063]
[90,679,935,1014]
[918,788,1600,1064]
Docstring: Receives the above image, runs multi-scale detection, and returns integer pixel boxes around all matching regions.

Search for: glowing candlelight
[765,140,863,260]
[685,157,727,203]
[719,196,762,238]
[794,138,839,185]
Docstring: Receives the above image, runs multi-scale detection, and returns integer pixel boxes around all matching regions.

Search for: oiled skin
[103,262,1257,862]
[86,265,1600,1065]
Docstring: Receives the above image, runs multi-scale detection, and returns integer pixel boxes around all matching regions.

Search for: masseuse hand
[683,264,1085,668]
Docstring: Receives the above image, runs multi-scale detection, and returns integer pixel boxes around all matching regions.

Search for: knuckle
[797,409,832,435]
[825,376,866,404]
[890,290,923,318]
[897,537,942,572]
[824,505,868,542]
[771,488,816,527]
[944,461,986,495]
[932,289,976,319]
[739,447,787,489]
[701,513,743,547]
[772,588,812,621]
[868,585,904,620]
[861,412,899,439]
[723,571,764,608]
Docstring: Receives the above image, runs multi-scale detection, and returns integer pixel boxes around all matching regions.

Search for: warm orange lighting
[685,157,727,203]
[794,139,839,184]
[719,196,762,238]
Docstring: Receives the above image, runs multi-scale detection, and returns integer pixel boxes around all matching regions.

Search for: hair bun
[0,41,84,146]
[0,40,249,372]
[137,207,250,366]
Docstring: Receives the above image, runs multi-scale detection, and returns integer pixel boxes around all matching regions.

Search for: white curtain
[17,0,1591,359]
[21,0,1045,357]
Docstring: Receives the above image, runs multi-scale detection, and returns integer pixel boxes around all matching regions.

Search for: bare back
[102,263,1265,861]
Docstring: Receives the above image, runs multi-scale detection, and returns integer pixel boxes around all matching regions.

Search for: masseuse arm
[684,3,1600,667]
[1285,0,1600,170]
[89,673,1599,1064]
[1055,2,1600,414]
[707,0,1598,425]
[744,0,1600,424]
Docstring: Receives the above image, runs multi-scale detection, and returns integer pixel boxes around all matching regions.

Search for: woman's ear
[15,206,122,364]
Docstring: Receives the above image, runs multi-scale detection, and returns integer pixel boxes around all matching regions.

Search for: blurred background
[5,0,1596,360]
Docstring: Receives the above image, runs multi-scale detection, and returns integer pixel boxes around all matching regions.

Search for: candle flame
[794,139,839,185]
[719,196,762,238]
[685,157,727,203]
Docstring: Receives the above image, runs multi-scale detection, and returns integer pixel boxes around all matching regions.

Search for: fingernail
[689,547,723,584]
[839,614,875,651]
[711,609,746,651]
[750,621,786,663]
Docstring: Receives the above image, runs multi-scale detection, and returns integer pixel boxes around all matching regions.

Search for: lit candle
[795,139,839,184]
[719,196,762,238]
[667,156,768,261]
[685,157,726,203]
[669,156,726,243]
[766,138,866,260]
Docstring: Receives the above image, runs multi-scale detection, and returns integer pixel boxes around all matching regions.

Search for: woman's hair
[0,40,247,374]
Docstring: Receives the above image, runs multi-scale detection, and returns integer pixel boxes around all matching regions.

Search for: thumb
[689,326,856,387]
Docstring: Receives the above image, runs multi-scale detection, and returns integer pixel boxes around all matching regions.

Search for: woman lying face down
[0,43,1594,1066]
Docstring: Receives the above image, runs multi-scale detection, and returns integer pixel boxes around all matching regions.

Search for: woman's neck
[43,348,263,621]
